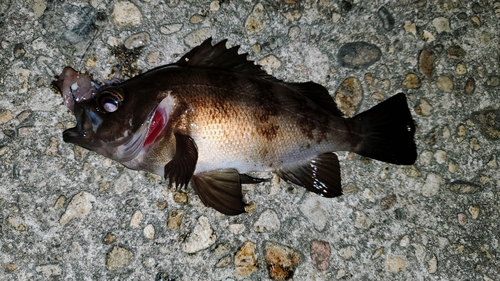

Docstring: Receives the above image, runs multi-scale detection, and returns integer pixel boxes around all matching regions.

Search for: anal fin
[191,169,248,215]
[276,153,342,198]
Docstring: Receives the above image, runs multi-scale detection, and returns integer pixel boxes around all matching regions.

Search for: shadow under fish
[56,38,417,215]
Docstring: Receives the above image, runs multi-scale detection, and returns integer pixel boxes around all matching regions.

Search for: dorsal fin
[176,38,270,78]
[177,38,342,116]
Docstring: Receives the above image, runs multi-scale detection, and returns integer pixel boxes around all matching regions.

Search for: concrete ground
[1,0,499,280]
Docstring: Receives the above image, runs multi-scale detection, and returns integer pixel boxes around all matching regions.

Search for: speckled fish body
[58,38,416,215]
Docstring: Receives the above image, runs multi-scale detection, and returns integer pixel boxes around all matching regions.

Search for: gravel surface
[1,0,499,280]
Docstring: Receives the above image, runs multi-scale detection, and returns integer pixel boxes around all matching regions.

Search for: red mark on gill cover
[144,110,165,146]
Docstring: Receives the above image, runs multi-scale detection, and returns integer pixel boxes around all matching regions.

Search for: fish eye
[97,89,123,113]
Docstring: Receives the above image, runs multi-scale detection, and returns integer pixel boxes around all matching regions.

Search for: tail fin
[352,93,417,165]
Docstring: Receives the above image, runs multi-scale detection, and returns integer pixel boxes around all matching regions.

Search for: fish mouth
[144,102,167,147]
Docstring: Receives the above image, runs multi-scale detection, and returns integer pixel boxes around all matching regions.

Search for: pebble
[486,76,500,87]
[457,213,468,226]
[103,232,117,245]
[129,210,143,228]
[0,109,13,124]
[432,17,451,33]
[468,205,480,219]
[258,55,281,74]
[114,173,132,195]
[265,242,301,280]
[473,109,500,140]
[173,191,188,204]
[299,194,331,231]
[5,263,17,272]
[404,21,417,37]
[487,155,497,169]
[124,32,150,49]
[471,16,481,27]
[60,192,96,226]
[449,181,481,194]
[334,77,363,117]
[377,7,395,31]
[167,210,184,230]
[245,3,266,34]
[354,211,371,229]
[143,224,155,239]
[228,223,245,234]
[184,28,212,48]
[402,73,421,89]
[45,137,59,157]
[160,23,183,35]
[437,75,453,92]
[447,46,466,59]
[190,14,204,24]
[400,235,410,247]
[254,209,280,233]
[464,77,475,94]
[469,138,480,151]
[427,255,438,274]
[53,195,66,210]
[337,42,382,69]
[338,246,356,259]
[371,247,384,260]
[415,98,433,116]
[288,26,301,40]
[419,49,435,78]
[455,63,467,75]
[182,216,216,253]
[434,150,446,164]
[422,30,436,42]
[106,246,133,270]
[6,216,26,232]
[234,241,258,277]
[422,173,442,197]
[112,1,142,28]
[35,264,62,278]
[381,194,397,209]
[310,240,330,271]
[210,1,220,12]
[0,146,9,157]
[385,256,406,273]
[331,12,341,23]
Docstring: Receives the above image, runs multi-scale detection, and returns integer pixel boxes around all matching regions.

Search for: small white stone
[422,173,442,197]
[338,246,356,259]
[228,224,245,234]
[210,1,220,11]
[182,216,217,253]
[427,254,437,274]
[112,1,142,28]
[386,256,406,273]
[253,209,280,233]
[363,188,375,202]
[300,194,331,231]
[434,150,447,164]
[59,192,96,226]
[432,17,451,33]
[130,211,143,228]
[400,235,410,247]
[354,211,371,229]
[143,224,155,239]
[160,23,183,35]
[422,30,435,42]
[258,55,281,74]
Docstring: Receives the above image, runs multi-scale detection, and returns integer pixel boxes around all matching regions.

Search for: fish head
[58,67,169,163]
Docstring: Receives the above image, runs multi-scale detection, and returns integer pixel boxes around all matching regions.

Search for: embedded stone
[338,42,382,69]
[106,246,133,270]
[265,242,301,280]
[419,49,435,78]
[182,216,216,253]
[112,1,142,28]
[334,77,363,117]
[60,192,96,226]
[402,73,421,89]
[235,241,258,277]
[310,240,330,271]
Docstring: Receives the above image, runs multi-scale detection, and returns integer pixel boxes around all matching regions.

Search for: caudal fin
[352,93,417,165]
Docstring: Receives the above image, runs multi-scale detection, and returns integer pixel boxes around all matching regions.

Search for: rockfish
[57,38,416,215]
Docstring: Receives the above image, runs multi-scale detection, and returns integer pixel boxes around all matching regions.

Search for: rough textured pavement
[1,0,499,280]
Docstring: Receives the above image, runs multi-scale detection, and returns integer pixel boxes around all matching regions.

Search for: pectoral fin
[276,153,342,197]
[164,133,198,188]
[191,169,248,215]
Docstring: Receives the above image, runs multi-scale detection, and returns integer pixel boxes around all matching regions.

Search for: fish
[57,38,417,215]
